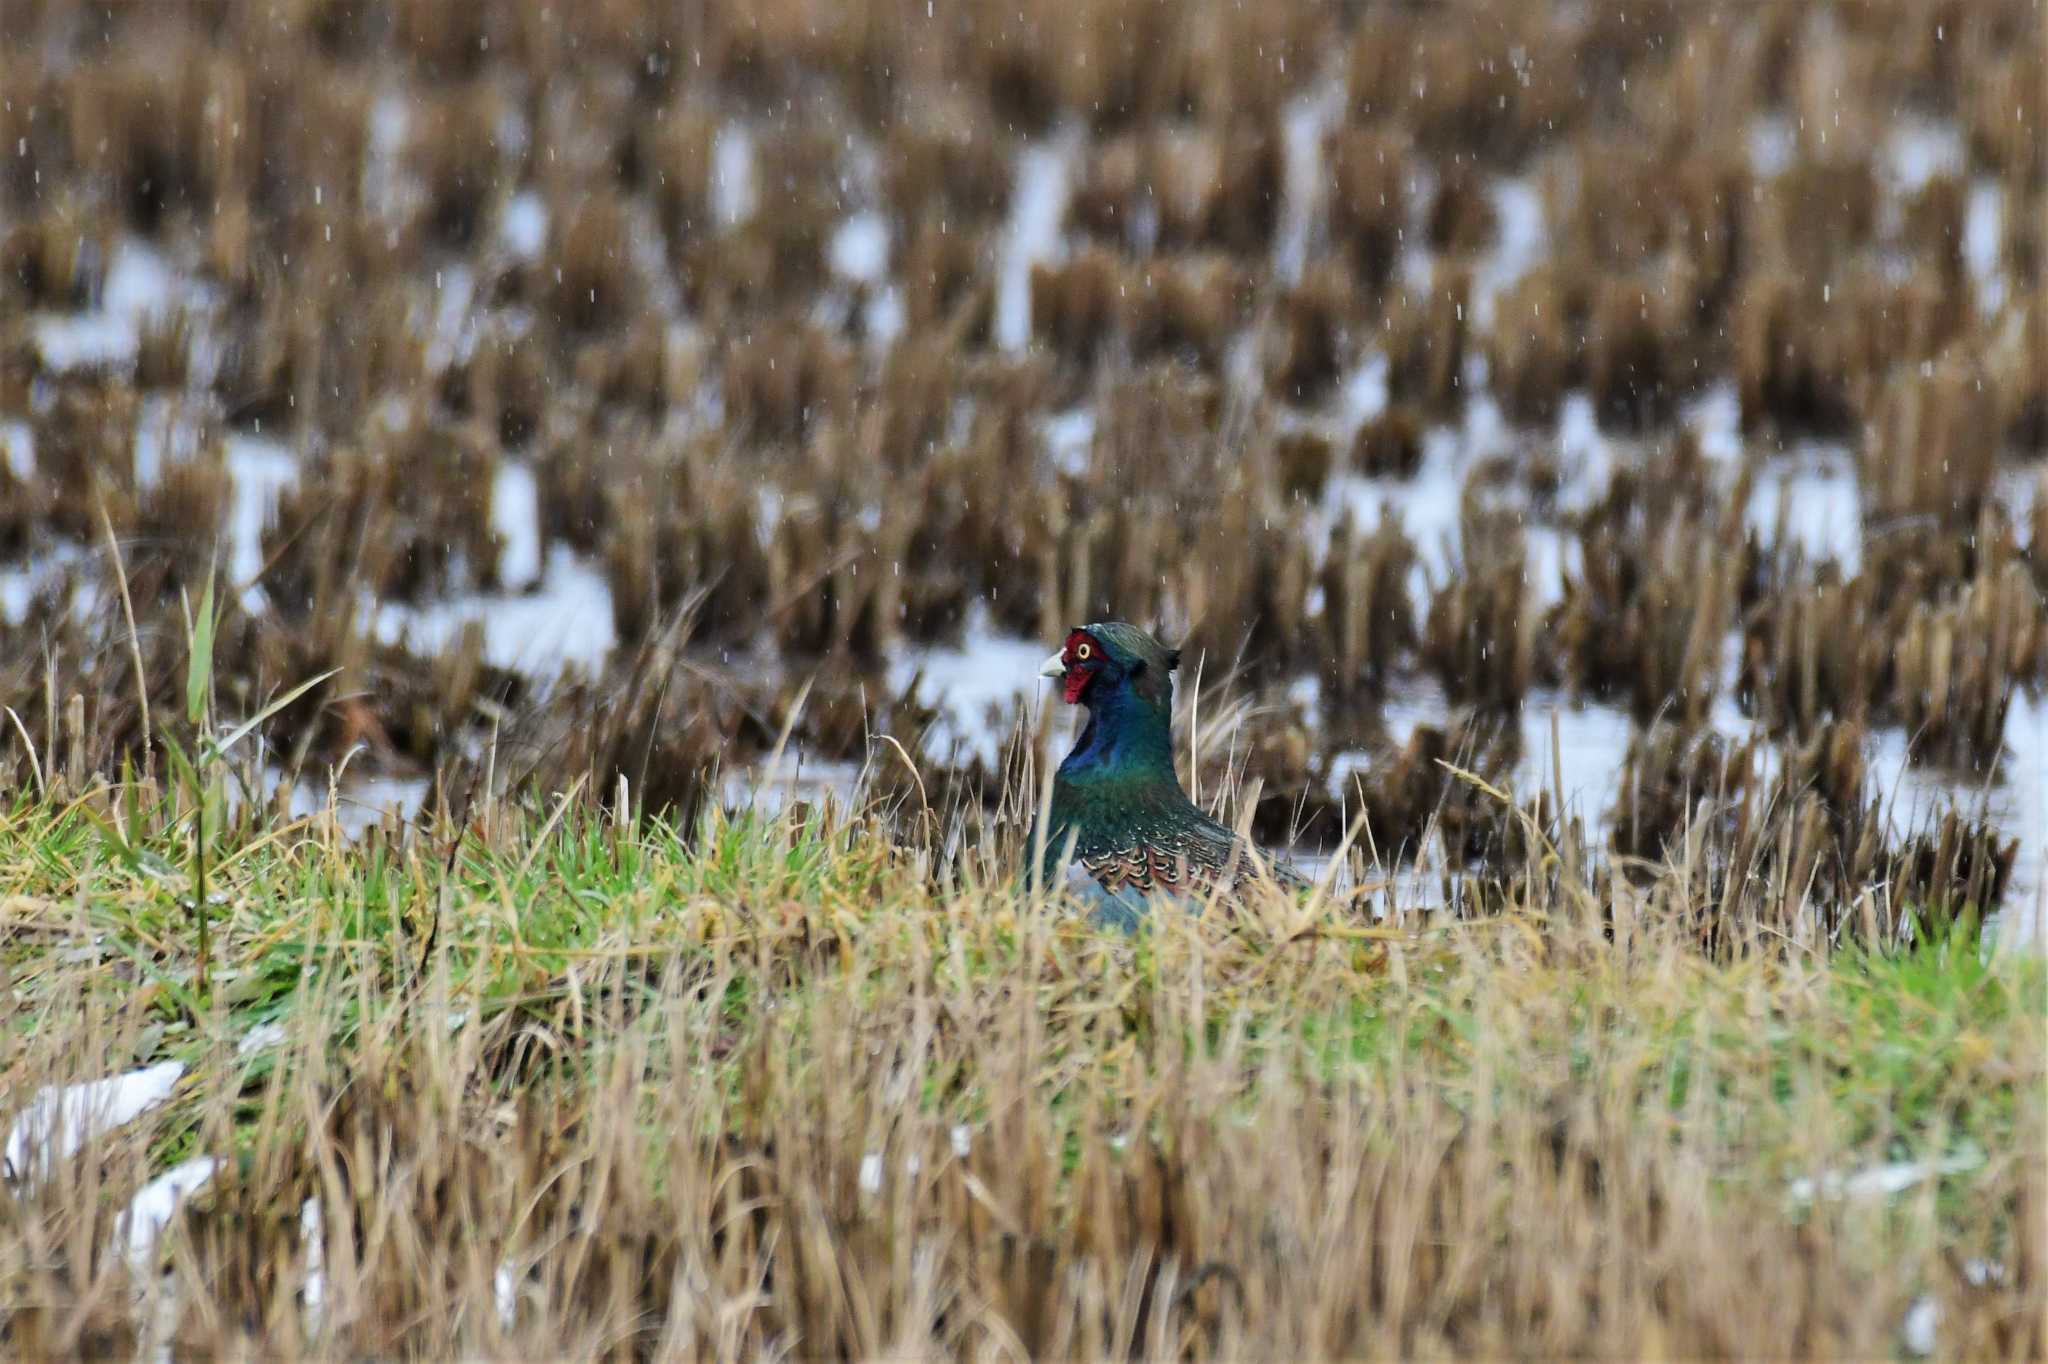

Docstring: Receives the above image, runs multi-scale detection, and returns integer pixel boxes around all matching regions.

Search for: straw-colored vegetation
[2,788,2043,1358]
[2,0,2046,1354]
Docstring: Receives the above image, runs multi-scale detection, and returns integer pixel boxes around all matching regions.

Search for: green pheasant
[1027,622,1305,920]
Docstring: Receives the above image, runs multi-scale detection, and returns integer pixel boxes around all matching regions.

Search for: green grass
[2,790,2042,1356]
[4,792,2036,1172]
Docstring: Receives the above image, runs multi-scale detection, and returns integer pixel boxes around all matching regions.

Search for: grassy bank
[2,793,2041,1358]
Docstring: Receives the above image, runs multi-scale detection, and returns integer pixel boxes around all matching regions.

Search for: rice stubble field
[1,0,2046,1356]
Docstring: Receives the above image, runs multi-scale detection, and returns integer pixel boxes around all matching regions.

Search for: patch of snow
[1873,689,2045,952]
[1998,466,2040,542]
[0,420,32,477]
[32,240,189,373]
[1275,81,1342,285]
[858,1150,884,1195]
[828,211,891,283]
[495,1262,517,1329]
[1883,118,1964,196]
[1746,443,1860,571]
[1554,392,1613,513]
[1380,678,1448,752]
[1223,329,1263,404]
[373,544,616,677]
[225,434,300,601]
[1327,749,1374,800]
[863,287,906,349]
[237,1022,288,1057]
[0,570,33,625]
[712,122,756,228]
[1517,695,1637,822]
[365,91,410,220]
[132,398,202,490]
[1786,1150,1981,1205]
[119,1157,219,1271]
[1338,352,1390,432]
[0,544,92,626]
[1327,440,1461,601]
[491,461,543,589]
[1963,180,2006,315]
[300,1197,325,1322]
[1328,384,1511,606]
[2003,697,2047,944]
[754,486,783,546]
[1747,115,1797,179]
[889,614,1061,767]
[3,1060,185,1182]
[1902,1295,1939,1356]
[1397,245,1435,292]
[1471,177,1545,328]
[1683,383,1743,464]
[35,314,141,372]
[425,263,476,371]
[995,137,1076,352]
[1524,523,1574,609]
[246,766,430,840]
[1461,391,1509,461]
[102,243,178,317]
[722,747,863,814]
[1040,407,1095,476]
[1286,673,1322,731]
[496,106,531,162]
[500,191,548,260]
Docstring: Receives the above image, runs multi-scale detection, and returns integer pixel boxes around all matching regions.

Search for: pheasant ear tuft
[1165,648,1182,671]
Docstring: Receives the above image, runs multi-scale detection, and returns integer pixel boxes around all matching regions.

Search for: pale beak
[1038,650,1066,679]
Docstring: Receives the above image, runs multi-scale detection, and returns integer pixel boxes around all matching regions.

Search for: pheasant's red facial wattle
[1062,629,1102,704]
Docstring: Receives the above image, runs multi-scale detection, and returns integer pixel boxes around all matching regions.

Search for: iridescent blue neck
[1058,682,1176,786]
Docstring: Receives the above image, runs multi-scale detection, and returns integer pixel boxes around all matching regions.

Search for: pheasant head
[1038,621,1182,712]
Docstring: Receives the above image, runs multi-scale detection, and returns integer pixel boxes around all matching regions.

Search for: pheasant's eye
[1075,643,1092,661]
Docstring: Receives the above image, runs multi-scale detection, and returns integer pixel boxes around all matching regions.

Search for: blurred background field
[0,0,2043,923]
[0,0,2045,1354]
